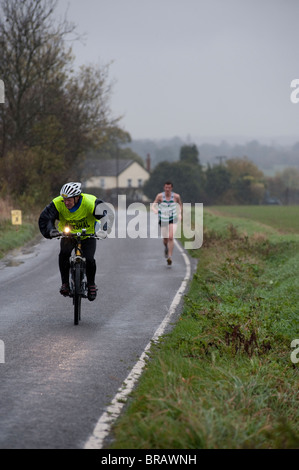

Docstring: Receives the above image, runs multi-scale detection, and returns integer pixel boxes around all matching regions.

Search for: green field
[109,205,299,449]
[207,205,299,234]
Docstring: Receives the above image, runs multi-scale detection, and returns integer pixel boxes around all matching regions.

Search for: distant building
[82,158,150,203]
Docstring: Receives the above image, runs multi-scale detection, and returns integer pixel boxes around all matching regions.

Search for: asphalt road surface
[0,212,193,449]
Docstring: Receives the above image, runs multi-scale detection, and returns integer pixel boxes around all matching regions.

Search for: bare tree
[0,0,123,203]
[0,0,76,153]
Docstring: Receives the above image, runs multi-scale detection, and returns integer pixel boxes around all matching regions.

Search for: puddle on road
[0,244,39,269]
[3,258,24,267]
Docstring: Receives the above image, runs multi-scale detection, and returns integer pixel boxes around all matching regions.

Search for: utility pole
[215,156,227,165]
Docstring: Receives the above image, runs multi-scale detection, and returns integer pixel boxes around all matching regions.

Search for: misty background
[1,0,298,208]
[54,0,299,173]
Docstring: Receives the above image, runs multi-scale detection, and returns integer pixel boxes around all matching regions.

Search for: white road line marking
[84,240,191,449]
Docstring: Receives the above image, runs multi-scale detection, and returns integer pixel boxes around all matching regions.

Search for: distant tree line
[128,137,299,172]
[0,0,127,207]
[144,144,299,205]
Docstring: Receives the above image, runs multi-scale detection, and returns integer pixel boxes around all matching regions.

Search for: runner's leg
[167,223,177,258]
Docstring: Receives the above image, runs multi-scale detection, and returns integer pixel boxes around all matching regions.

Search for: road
[0,213,192,449]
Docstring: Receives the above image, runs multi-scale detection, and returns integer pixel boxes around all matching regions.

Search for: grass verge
[0,220,39,259]
[0,198,39,259]
[108,209,299,449]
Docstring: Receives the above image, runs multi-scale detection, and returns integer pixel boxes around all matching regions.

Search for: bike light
[64,227,70,234]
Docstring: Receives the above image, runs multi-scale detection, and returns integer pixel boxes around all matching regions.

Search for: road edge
[83,239,193,449]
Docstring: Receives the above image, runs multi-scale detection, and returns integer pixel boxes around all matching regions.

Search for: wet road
[0,213,192,449]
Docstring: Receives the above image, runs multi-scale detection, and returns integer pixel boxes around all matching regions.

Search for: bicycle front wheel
[74,262,82,325]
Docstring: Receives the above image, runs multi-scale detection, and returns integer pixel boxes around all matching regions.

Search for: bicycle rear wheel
[74,262,82,325]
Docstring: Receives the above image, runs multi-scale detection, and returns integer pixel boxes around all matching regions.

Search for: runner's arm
[175,193,183,220]
[152,193,162,214]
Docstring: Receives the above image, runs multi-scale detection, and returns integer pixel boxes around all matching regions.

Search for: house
[82,158,150,203]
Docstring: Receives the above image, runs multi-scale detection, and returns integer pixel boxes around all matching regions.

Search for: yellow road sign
[11,210,22,225]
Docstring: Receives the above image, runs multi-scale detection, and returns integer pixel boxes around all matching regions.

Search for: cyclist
[152,181,182,266]
[38,182,113,301]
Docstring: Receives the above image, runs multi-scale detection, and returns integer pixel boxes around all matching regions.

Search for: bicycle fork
[69,241,88,298]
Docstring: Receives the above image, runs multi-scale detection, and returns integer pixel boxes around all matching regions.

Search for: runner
[152,181,182,266]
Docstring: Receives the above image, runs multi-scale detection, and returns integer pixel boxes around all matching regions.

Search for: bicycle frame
[69,236,87,324]
[69,233,87,292]
[55,228,104,325]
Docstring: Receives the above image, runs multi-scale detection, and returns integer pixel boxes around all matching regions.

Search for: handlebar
[52,228,107,240]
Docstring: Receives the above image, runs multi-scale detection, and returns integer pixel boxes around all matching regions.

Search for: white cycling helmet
[60,182,82,198]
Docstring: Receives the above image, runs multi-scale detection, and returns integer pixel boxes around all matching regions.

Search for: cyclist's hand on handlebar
[96,229,107,239]
[49,228,60,238]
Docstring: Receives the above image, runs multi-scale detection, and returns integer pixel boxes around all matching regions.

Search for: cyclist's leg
[81,238,97,284]
[59,238,75,293]
[82,238,97,300]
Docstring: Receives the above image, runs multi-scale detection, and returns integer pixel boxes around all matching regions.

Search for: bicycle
[54,228,106,325]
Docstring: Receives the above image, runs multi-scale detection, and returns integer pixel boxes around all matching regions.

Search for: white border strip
[84,240,191,449]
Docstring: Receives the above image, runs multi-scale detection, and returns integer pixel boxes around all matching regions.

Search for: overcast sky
[56,0,299,144]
